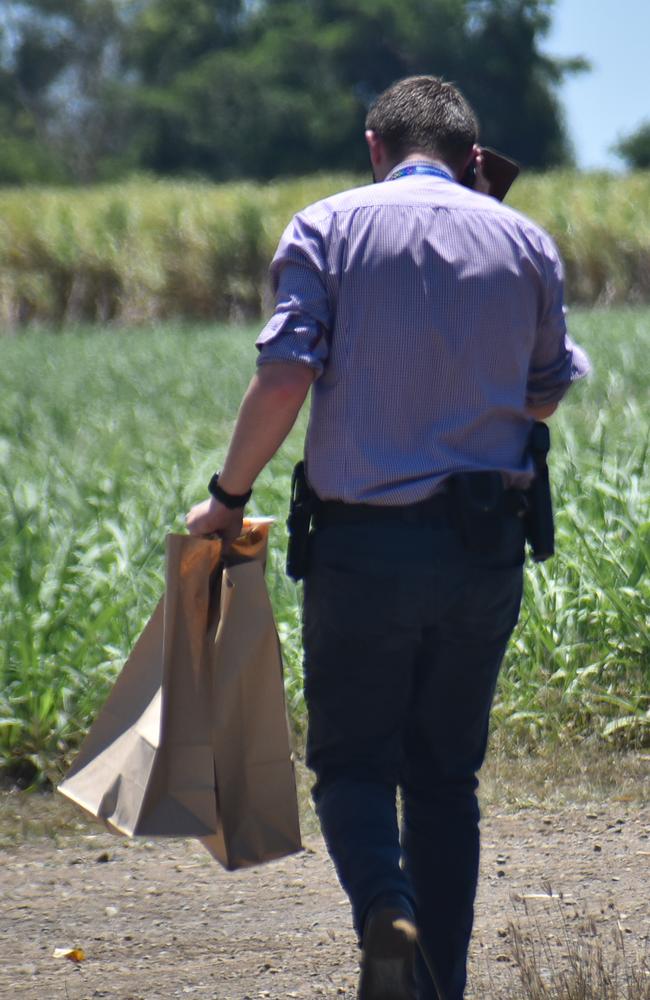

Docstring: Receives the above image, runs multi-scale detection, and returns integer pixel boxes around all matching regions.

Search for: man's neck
[384,155,456,184]
[399,152,452,173]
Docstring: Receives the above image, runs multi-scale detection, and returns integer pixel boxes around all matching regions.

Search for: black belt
[313,492,450,527]
[313,487,526,528]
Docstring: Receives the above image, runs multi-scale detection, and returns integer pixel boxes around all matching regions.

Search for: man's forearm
[217,362,315,494]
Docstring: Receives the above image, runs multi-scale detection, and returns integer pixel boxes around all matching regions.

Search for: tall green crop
[0,310,648,783]
[1,172,650,329]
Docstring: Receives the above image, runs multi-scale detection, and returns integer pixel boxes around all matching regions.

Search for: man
[187,76,589,1000]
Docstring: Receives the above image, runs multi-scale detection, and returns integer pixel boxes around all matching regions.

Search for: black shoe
[358,905,419,1000]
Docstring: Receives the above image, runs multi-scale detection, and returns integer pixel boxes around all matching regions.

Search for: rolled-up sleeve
[256,211,332,377]
[526,240,591,408]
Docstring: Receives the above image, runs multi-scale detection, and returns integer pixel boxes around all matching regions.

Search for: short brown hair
[365,76,478,172]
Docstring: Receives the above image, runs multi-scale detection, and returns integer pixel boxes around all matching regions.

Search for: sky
[543,0,650,170]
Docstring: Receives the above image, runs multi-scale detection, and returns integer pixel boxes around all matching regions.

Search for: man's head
[365,75,479,181]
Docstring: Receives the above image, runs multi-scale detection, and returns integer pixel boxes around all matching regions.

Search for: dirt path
[1,773,649,1000]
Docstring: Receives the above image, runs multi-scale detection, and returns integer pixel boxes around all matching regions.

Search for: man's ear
[365,130,384,168]
[459,143,480,180]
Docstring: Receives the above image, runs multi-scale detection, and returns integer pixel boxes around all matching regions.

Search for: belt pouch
[448,471,506,553]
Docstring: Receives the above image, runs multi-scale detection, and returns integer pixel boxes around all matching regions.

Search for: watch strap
[208,473,252,510]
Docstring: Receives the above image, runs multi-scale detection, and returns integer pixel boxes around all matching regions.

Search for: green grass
[493,309,650,747]
[0,309,648,783]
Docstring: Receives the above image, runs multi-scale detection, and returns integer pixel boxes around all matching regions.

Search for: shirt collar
[385,159,455,183]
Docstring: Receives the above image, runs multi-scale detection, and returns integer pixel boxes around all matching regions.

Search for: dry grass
[479,747,650,812]
[1,171,650,329]
[2,748,646,847]
[507,895,650,1000]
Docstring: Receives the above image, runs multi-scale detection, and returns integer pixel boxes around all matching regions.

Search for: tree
[122,0,585,179]
[613,121,650,170]
[0,0,587,183]
[0,10,70,183]
[461,0,588,167]
[0,1,133,183]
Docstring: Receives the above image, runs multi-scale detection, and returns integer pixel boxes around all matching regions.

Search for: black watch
[208,472,252,510]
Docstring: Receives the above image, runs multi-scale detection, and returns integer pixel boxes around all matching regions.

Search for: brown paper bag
[58,525,302,870]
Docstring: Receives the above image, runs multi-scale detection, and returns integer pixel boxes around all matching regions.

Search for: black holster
[523,421,555,562]
[447,470,511,554]
[445,422,554,561]
[286,461,315,582]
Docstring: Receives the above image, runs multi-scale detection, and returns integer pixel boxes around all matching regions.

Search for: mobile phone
[461,147,520,201]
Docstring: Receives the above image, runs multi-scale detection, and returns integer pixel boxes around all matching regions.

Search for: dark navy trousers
[303,515,525,1000]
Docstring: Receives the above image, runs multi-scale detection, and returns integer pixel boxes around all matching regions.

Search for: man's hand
[185,496,244,547]
[473,148,491,195]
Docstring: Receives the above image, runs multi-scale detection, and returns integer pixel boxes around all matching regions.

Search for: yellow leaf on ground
[52,947,85,962]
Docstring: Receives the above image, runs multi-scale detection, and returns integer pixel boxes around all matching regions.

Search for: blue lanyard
[389,164,453,182]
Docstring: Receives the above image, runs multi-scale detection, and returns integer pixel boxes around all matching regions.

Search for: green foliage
[0,310,648,783]
[0,0,583,183]
[0,325,260,782]
[493,309,650,747]
[127,0,582,177]
[613,120,650,171]
[0,116,69,186]
[1,171,650,331]
[0,16,70,185]
[0,0,131,183]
